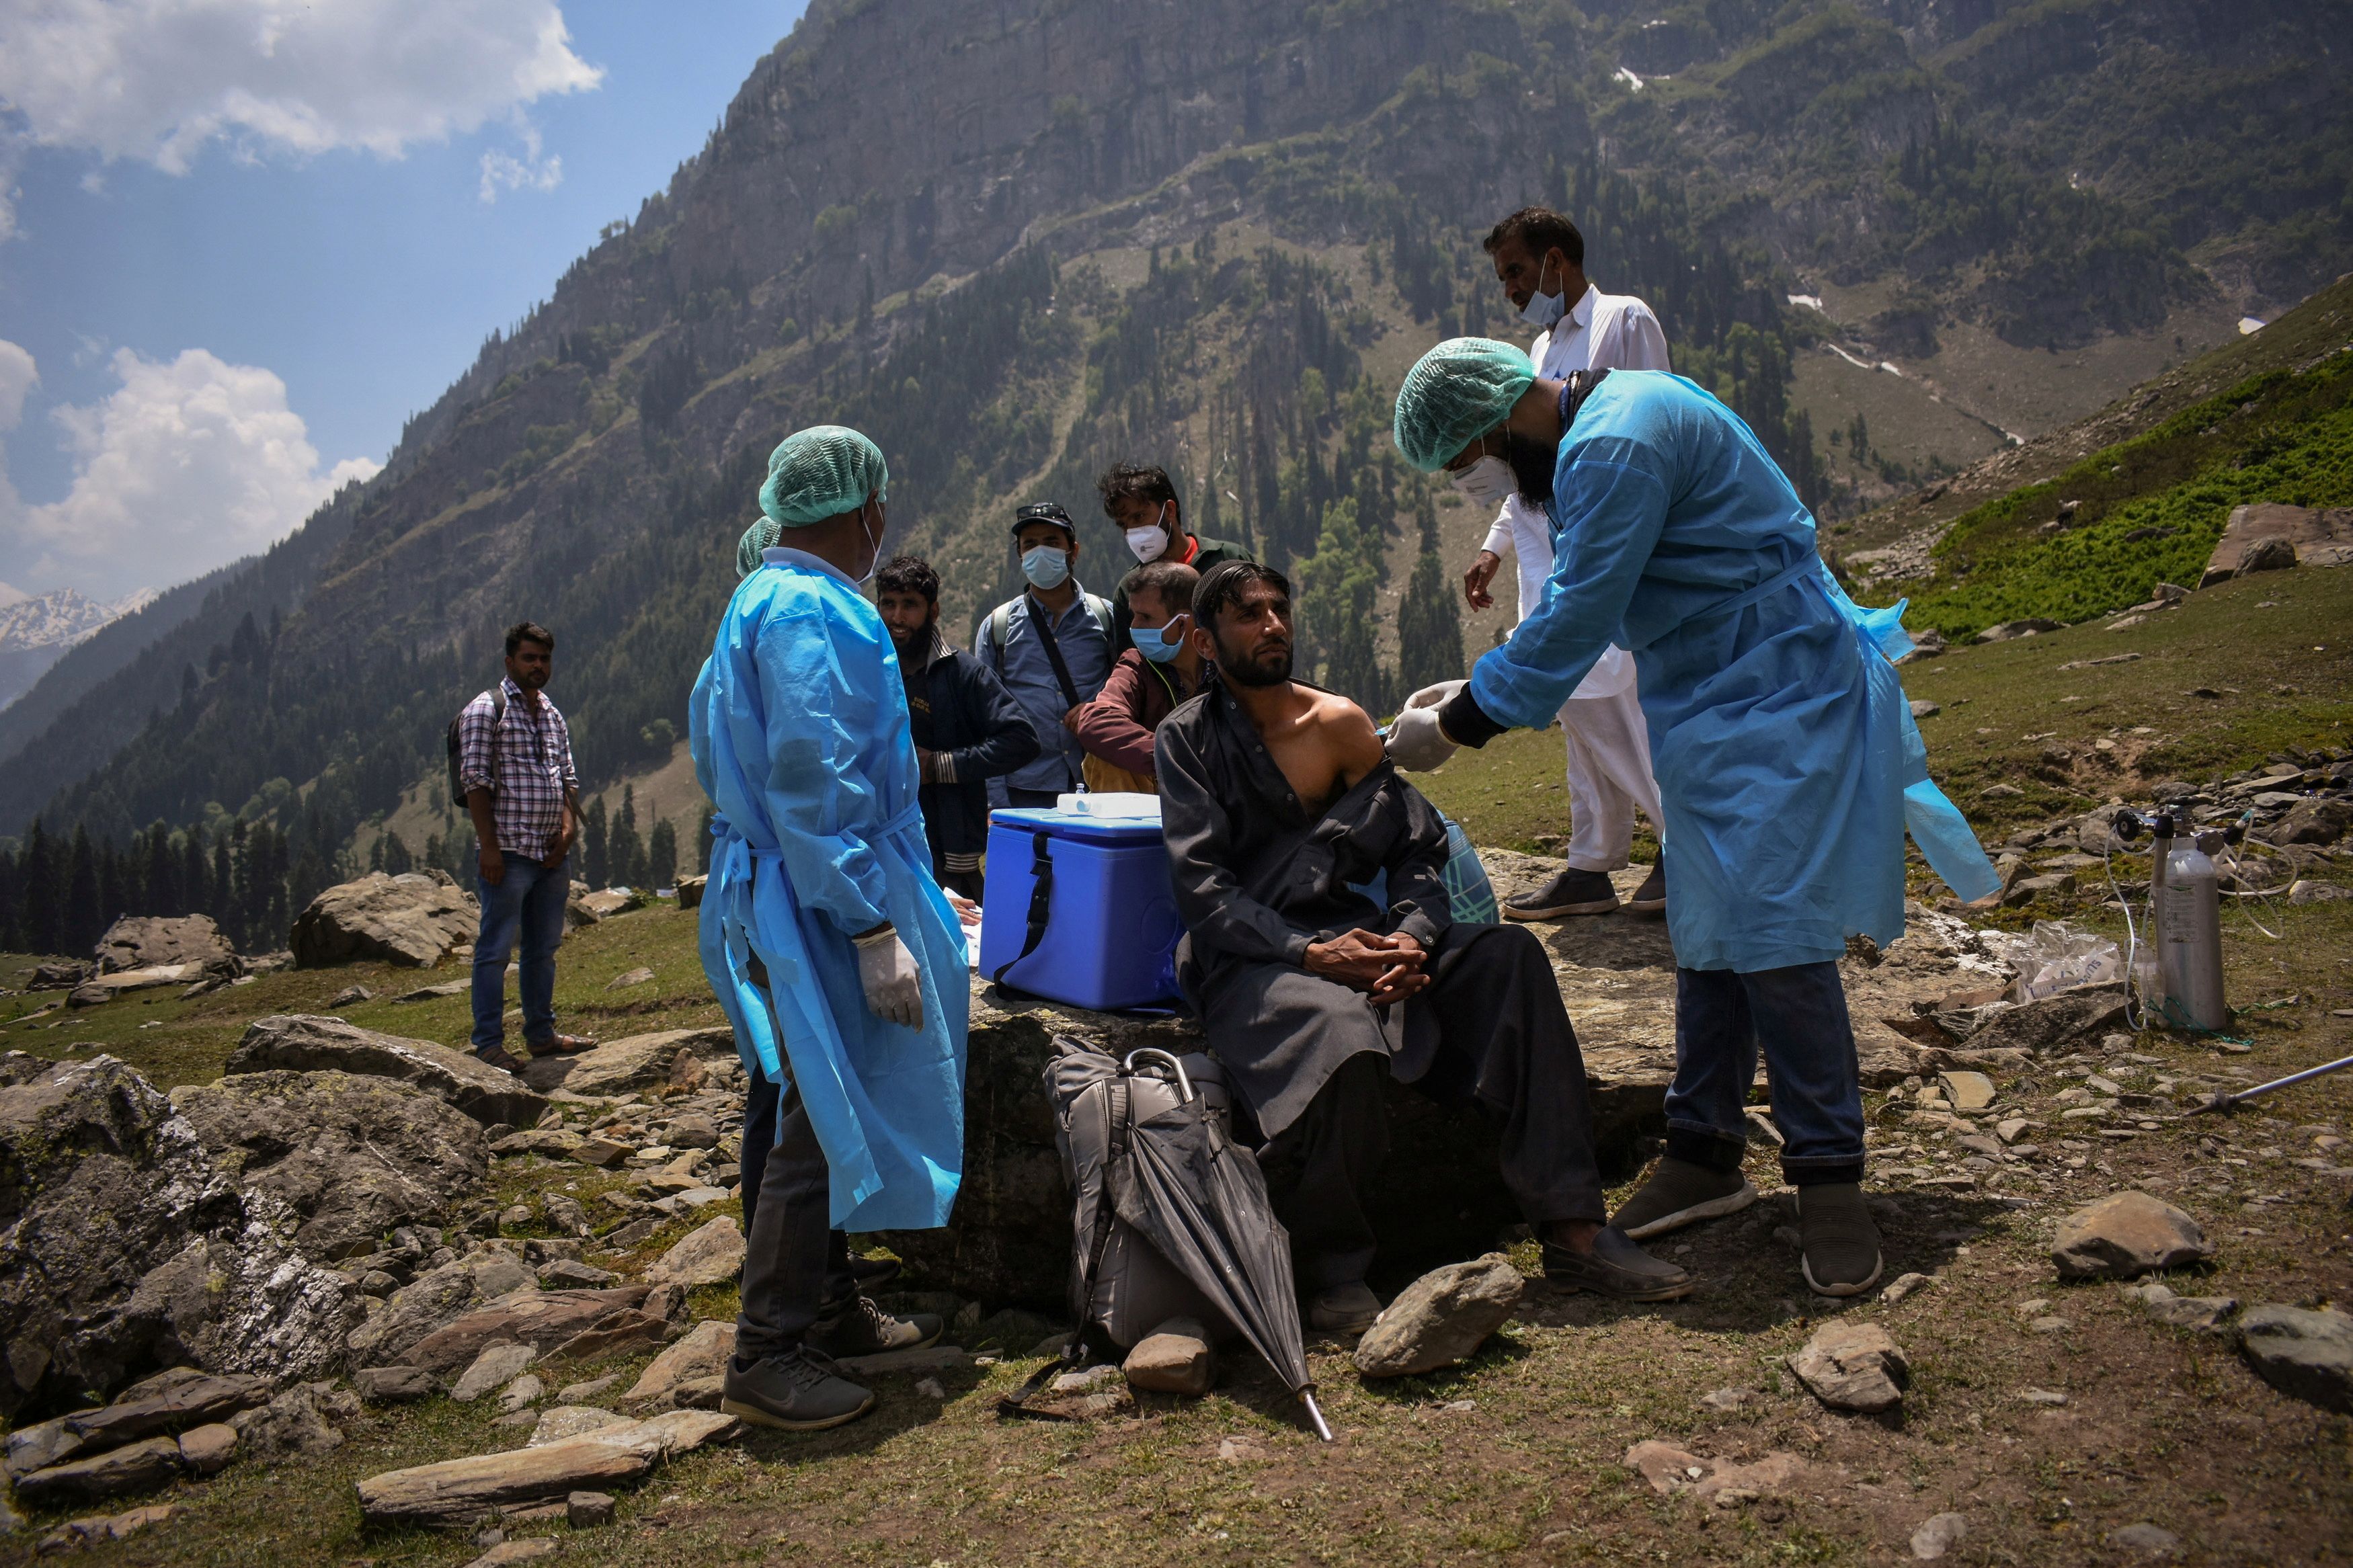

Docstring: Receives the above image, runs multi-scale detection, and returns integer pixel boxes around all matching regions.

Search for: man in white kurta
[1464,208,1673,919]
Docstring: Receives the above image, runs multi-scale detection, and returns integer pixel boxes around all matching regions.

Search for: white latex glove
[852,925,925,1030]
[1386,679,1466,771]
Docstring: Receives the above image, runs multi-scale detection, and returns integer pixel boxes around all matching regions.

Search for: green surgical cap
[758,424,889,528]
[1391,337,1537,472]
[736,518,782,579]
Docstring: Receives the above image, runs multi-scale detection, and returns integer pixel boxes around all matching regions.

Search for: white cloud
[0,1,602,230]
[0,343,379,600]
[479,116,563,203]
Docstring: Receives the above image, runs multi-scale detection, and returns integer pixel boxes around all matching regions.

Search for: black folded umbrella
[1109,1048,1331,1441]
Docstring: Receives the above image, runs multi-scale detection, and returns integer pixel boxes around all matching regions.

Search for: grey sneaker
[1306,1282,1383,1334]
[1505,867,1620,920]
[1542,1226,1696,1301]
[1796,1182,1884,1297]
[1610,1157,1757,1240]
[1624,863,1666,915]
[721,1348,874,1430]
[806,1296,942,1358]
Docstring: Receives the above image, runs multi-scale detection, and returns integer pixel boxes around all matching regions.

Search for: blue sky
[0,1,806,602]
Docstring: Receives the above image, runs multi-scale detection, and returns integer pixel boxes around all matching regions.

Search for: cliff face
[6,0,2349,844]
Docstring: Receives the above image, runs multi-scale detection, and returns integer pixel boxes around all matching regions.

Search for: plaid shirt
[457,677,577,859]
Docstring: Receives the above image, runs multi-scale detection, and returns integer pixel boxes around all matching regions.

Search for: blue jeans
[1664,962,1864,1187]
[472,854,569,1051]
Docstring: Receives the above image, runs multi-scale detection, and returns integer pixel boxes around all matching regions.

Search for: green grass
[1871,345,2353,638]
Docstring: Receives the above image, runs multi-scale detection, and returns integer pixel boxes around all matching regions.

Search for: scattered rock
[575,889,645,920]
[528,1405,637,1446]
[228,1384,347,1459]
[95,915,239,976]
[2108,1522,2185,1558]
[462,1542,558,1568]
[2016,1387,2068,1406]
[2235,535,2299,575]
[290,870,479,968]
[357,1430,667,1526]
[606,967,655,991]
[1122,1318,1214,1397]
[2268,798,2351,847]
[1789,1321,1909,1413]
[34,1502,174,1553]
[2123,1282,2238,1333]
[393,981,469,1002]
[539,1260,618,1288]
[1023,1364,1133,1421]
[61,1368,272,1449]
[1881,1272,1932,1305]
[1936,1071,1995,1112]
[327,985,373,1009]
[675,876,707,910]
[1910,1511,1966,1560]
[518,1026,735,1097]
[399,1286,668,1376]
[14,1437,183,1505]
[1968,986,2127,1055]
[171,1069,489,1262]
[0,1054,359,1421]
[569,1489,616,1527]
[1623,1441,1819,1502]
[2237,1304,2353,1413]
[451,1342,541,1402]
[2288,879,2352,904]
[2051,1192,2212,1280]
[354,1365,442,1403]
[665,1114,721,1149]
[555,1375,617,1405]
[345,1253,541,1368]
[543,1194,593,1235]
[1909,700,1940,718]
[226,1014,547,1128]
[177,1422,237,1475]
[1974,620,2063,643]
[1354,1253,1525,1378]
[644,1216,746,1288]
[626,1319,735,1406]
[1698,1388,1751,1411]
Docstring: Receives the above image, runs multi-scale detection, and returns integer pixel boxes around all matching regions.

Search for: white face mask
[855,500,886,587]
[1124,521,1170,563]
[1519,252,1566,329]
[1450,455,1516,511]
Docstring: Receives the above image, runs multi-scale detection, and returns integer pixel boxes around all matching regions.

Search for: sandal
[528,1032,599,1055]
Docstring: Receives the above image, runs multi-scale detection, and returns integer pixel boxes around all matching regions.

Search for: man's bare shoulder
[1304,688,1384,774]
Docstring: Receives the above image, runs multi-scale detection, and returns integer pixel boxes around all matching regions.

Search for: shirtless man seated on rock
[1154,561,1693,1331]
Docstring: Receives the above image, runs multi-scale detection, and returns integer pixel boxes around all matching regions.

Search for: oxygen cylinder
[2157,831,2227,1032]
[2135,814,2173,1013]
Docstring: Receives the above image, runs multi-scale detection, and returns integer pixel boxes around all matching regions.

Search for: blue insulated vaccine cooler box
[978,805,1183,1010]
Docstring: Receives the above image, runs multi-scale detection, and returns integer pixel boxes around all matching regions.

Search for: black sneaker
[720,1348,874,1431]
[1624,863,1666,915]
[1542,1227,1696,1301]
[1796,1182,1883,1298]
[806,1296,943,1358]
[1609,1157,1758,1240]
[1504,867,1620,920]
[846,1253,901,1292]
[474,1044,526,1076]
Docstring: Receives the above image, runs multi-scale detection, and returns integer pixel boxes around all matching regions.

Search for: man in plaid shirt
[457,621,595,1073]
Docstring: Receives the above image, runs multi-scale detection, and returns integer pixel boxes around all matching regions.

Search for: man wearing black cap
[975,501,1114,807]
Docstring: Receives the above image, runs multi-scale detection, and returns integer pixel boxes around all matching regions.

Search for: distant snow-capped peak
[0,586,158,653]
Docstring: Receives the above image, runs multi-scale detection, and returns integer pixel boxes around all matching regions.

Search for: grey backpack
[1049,1039,1240,1348]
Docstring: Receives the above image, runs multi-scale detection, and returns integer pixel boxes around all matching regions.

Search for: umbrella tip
[1301,1390,1334,1443]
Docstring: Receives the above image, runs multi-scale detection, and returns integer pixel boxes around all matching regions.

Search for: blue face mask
[1021,544,1070,591]
[1132,615,1190,663]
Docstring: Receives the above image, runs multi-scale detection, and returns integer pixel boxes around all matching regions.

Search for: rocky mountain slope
[2,0,2345,862]
[0,587,159,713]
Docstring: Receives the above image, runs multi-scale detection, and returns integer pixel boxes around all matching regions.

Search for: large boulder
[170,1071,489,1262]
[0,1053,361,1421]
[344,1253,539,1370]
[1355,1255,1526,1378]
[519,1026,737,1097]
[2237,1304,2353,1413]
[2051,1192,2212,1281]
[290,870,480,968]
[226,1015,547,1128]
[94,915,238,977]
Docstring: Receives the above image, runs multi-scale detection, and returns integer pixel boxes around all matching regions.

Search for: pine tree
[381,831,414,875]
[647,818,678,890]
[19,821,62,955]
[1397,487,1465,695]
[1293,499,1393,714]
[584,798,610,890]
[611,786,645,891]
[65,825,102,956]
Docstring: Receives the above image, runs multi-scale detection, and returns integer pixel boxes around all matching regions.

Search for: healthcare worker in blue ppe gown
[692,424,969,1432]
[1385,341,1998,1300]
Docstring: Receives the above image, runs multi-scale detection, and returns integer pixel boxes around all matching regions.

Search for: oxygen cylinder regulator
[2112,807,2240,1032]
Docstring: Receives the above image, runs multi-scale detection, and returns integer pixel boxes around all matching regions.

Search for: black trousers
[736,1061,854,1363]
[1257,924,1606,1290]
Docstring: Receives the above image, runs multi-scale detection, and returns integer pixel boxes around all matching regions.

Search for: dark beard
[1215,641,1293,688]
[1506,431,1555,507]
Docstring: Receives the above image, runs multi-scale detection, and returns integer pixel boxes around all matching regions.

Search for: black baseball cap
[1012,501,1076,538]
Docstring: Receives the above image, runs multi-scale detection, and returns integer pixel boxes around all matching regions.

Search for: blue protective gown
[690,545,968,1232]
[1468,372,1997,973]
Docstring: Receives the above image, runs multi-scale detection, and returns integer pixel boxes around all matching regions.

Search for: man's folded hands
[1305,927,1430,1007]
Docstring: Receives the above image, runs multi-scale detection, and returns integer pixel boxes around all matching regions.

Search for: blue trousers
[471,854,569,1051]
[1664,962,1865,1186]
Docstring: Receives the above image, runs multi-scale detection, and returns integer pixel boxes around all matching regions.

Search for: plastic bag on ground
[1985,919,2122,1001]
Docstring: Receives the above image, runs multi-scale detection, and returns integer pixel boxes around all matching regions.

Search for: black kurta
[1156,677,1459,1136]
